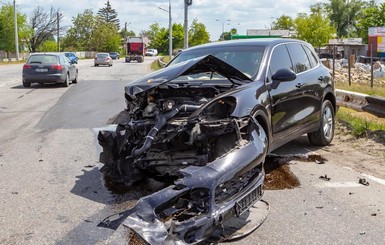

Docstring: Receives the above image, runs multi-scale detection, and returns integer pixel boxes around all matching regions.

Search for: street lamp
[158,0,172,59]
[216,19,230,40]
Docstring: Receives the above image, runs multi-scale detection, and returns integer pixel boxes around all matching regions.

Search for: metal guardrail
[158,58,167,68]
[336,89,385,118]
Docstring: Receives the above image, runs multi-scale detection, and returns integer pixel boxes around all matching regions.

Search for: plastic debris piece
[319,175,331,181]
[359,178,369,186]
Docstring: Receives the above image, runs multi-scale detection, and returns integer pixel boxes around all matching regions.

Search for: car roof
[184,38,308,51]
[29,53,64,57]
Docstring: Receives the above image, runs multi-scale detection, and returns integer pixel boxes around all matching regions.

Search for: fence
[0,51,101,62]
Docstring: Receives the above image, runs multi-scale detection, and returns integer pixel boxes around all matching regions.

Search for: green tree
[172,23,184,50]
[89,20,121,51]
[295,8,336,49]
[272,15,295,30]
[97,0,120,30]
[0,3,28,53]
[147,23,167,53]
[38,40,57,52]
[325,0,366,38]
[356,3,385,43]
[188,19,210,46]
[62,9,96,50]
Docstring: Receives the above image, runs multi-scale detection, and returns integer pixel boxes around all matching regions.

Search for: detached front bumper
[121,125,267,244]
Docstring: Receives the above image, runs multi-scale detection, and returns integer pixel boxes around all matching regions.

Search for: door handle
[295,83,303,89]
[318,76,324,81]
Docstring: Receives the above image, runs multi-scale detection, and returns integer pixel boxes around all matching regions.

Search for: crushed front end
[97,55,268,243]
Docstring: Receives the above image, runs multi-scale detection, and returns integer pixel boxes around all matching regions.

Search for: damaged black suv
[98,39,335,244]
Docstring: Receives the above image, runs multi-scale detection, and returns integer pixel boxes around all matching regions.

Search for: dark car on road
[109,52,120,60]
[64,52,78,64]
[22,53,78,87]
[98,39,336,244]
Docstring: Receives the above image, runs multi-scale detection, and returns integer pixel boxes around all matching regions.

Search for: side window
[287,43,311,73]
[303,45,319,68]
[269,44,293,76]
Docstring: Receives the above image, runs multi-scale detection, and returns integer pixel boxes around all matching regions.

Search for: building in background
[368,27,385,57]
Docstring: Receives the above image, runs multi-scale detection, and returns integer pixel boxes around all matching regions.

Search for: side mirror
[272,68,296,82]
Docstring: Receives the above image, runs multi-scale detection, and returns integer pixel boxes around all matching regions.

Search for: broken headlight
[161,99,175,111]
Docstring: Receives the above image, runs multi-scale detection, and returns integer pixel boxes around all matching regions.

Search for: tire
[62,73,69,87]
[23,81,31,88]
[72,71,78,84]
[308,100,335,146]
[95,64,99,67]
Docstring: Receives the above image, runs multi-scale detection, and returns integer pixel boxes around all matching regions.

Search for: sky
[7,0,385,41]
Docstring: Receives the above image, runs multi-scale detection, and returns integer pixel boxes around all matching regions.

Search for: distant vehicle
[22,53,78,87]
[109,52,120,60]
[126,37,145,63]
[94,53,113,67]
[145,49,158,56]
[64,52,78,64]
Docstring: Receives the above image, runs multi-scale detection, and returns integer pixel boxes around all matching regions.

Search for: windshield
[169,45,265,79]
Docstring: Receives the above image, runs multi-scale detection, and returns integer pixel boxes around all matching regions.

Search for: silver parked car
[94,53,113,67]
[22,53,78,87]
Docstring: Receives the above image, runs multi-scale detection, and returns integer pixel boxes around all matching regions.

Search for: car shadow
[11,83,67,89]
[70,165,164,205]
[271,135,327,155]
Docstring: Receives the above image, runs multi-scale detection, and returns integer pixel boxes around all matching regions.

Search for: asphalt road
[0,57,384,245]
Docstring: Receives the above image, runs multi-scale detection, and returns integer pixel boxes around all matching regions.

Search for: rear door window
[303,45,319,68]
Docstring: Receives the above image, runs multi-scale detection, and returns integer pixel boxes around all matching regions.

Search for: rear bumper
[22,73,66,84]
[94,61,111,65]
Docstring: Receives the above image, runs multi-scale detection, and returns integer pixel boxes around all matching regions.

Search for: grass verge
[336,107,385,137]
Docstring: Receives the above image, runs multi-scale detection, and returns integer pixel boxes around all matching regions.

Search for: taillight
[23,64,32,69]
[51,64,63,71]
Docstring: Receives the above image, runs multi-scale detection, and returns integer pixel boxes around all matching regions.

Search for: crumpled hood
[125,55,252,99]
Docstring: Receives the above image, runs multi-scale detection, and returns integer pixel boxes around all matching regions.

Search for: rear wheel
[308,100,335,146]
[62,73,69,87]
[72,71,78,84]
[22,81,31,88]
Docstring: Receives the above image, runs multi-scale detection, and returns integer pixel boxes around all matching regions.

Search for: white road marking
[315,181,363,188]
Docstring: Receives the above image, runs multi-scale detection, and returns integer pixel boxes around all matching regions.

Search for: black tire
[308,100,335,146]
[23,81,31,88]
[62,73,69,87]
[72,71,78,84]
[95,64,99,67]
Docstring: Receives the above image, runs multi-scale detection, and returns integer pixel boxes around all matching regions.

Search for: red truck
[125,37,145,63]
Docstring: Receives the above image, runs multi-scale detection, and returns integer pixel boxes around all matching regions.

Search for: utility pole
[13,0,19,60]
[168,0,172,59]
[184,0,192,49]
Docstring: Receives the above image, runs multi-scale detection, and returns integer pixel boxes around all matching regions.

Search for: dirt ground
[317,121,385,180]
